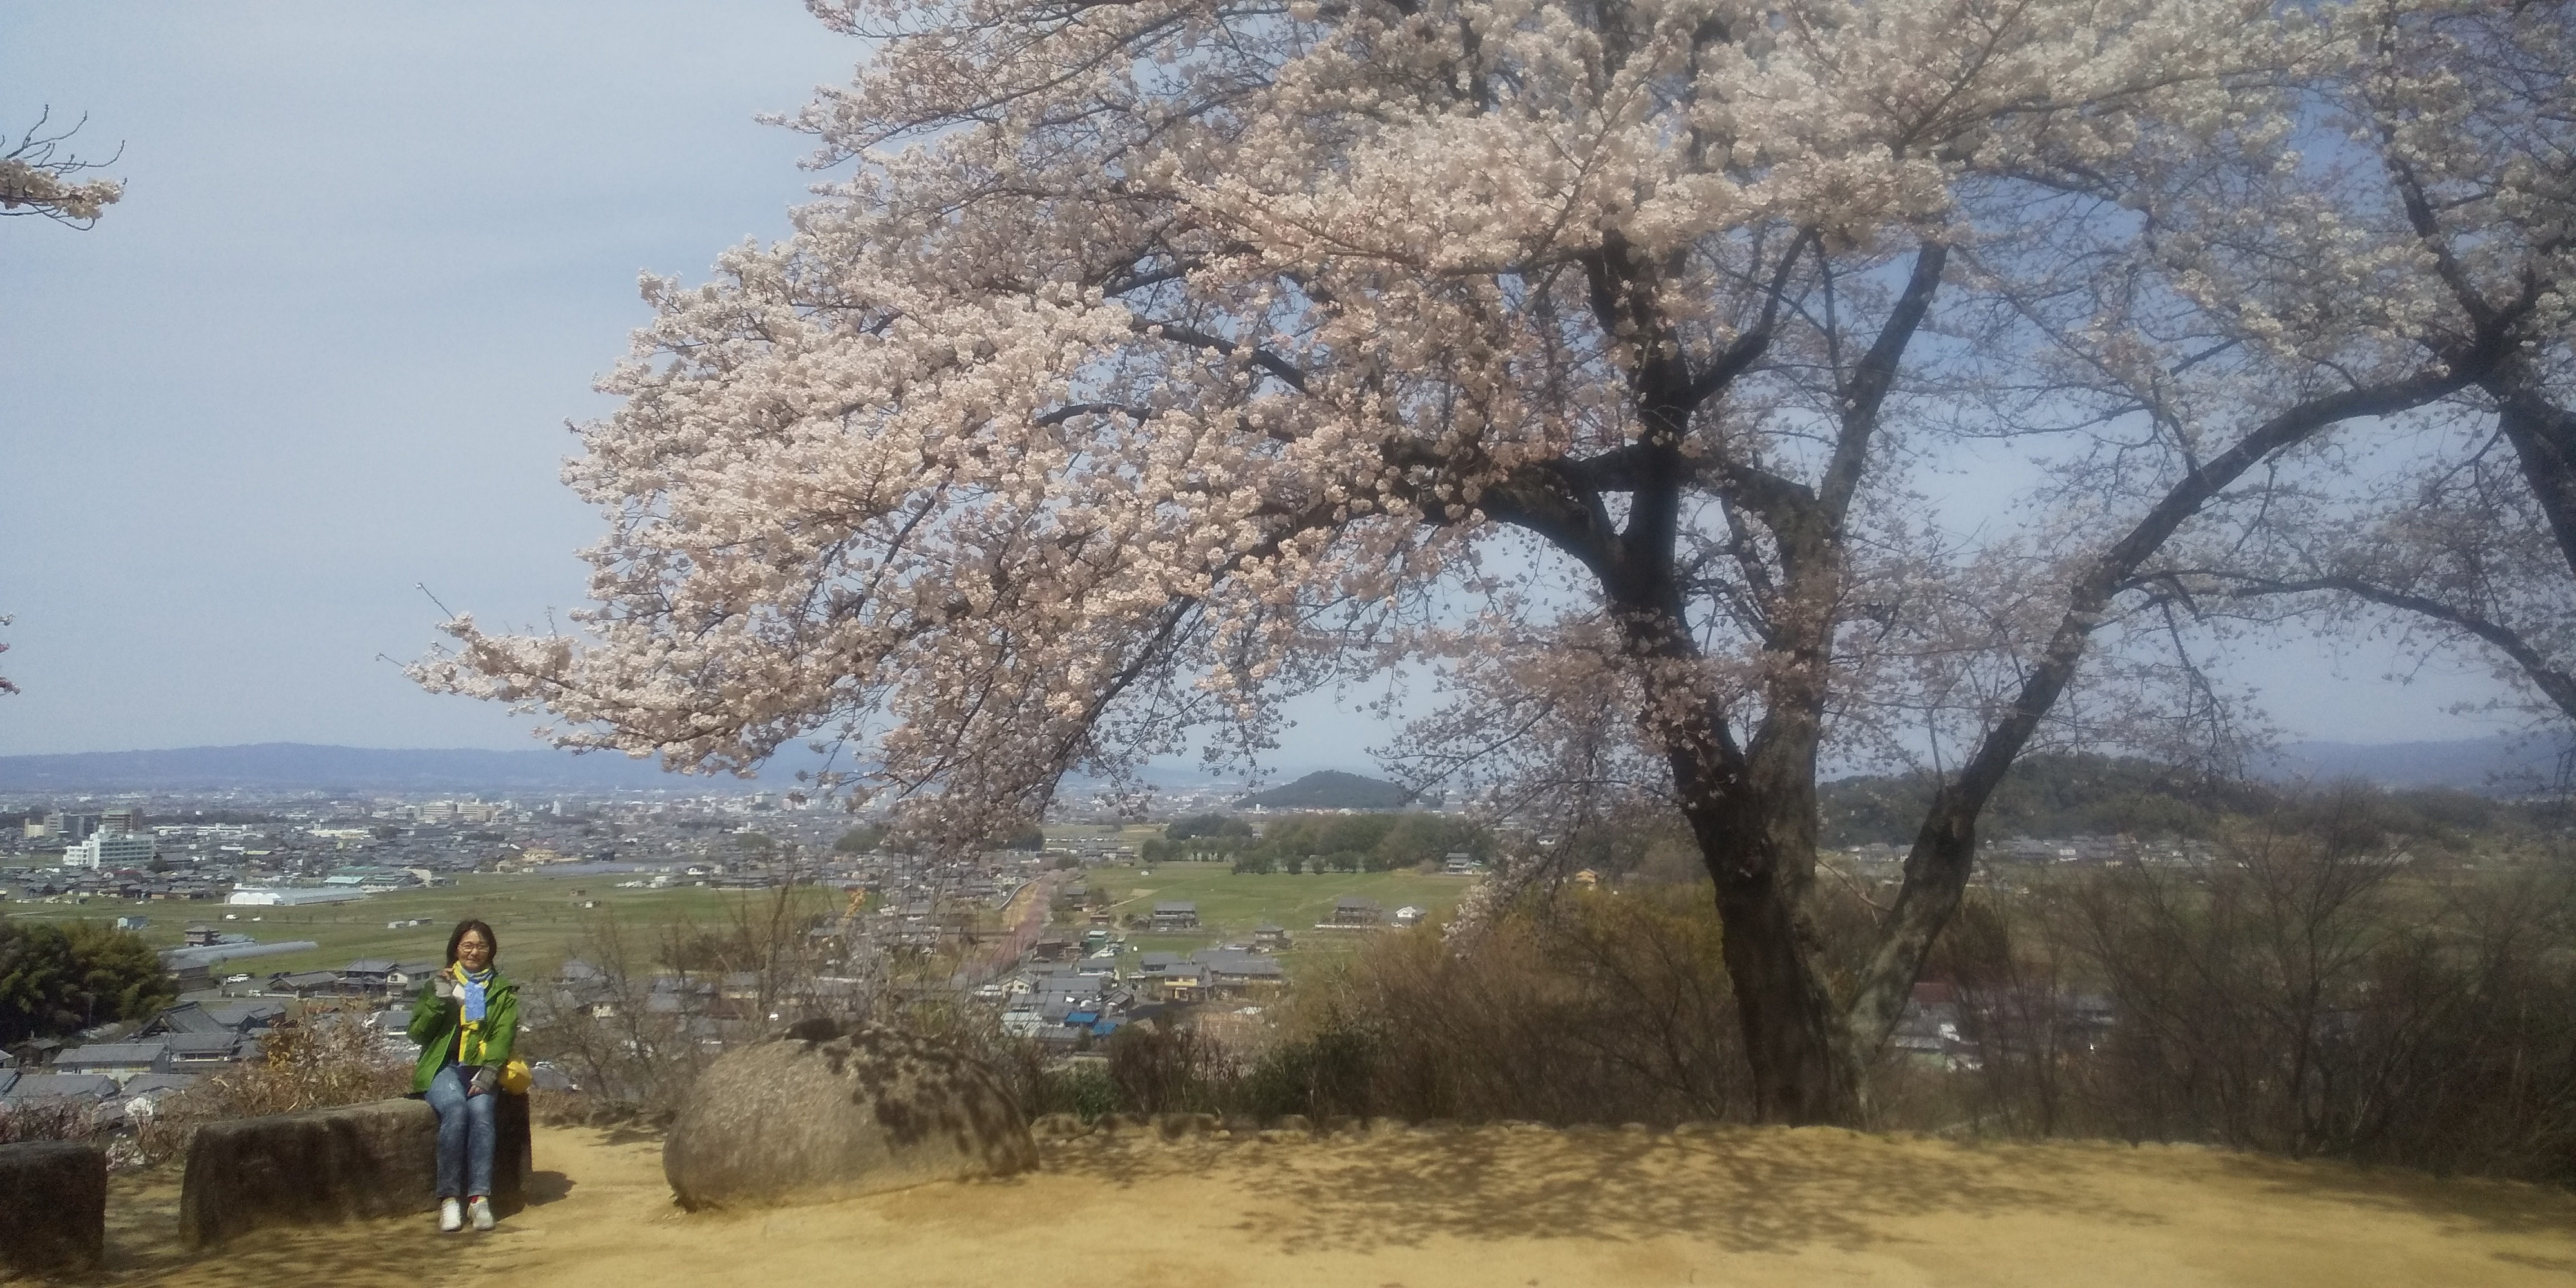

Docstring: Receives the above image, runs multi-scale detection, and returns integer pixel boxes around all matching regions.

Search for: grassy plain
[2,874,838,981]
[3,831,1471,984]
[1072,858,1475,976]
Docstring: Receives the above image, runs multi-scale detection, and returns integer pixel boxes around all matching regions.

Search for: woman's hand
[432,976,458,1001]
[468,1065,497,1097]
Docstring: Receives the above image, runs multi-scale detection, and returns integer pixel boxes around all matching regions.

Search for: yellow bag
[499,1058,533,1095]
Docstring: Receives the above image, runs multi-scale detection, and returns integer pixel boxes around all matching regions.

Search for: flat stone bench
[180,1091,531,1247]
[0,1139,107,1275]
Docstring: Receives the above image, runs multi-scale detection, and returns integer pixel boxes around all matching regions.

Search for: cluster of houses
[0,947,499,1121]
[1140,895,1426,935]
[258,958,446,1001]
[0,998,285,1122]
[990,931,1293,1044]
[1888,980,2120,1068]
[1838,835,2228,869]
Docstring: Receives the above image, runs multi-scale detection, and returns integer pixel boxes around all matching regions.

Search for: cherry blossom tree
[2092,1,2576,735]
[418,0,2540,1122]
[1,108,122,227]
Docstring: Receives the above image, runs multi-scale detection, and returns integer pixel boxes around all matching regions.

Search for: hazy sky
[0,2,2524,764]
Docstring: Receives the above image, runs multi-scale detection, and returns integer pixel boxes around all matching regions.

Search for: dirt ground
[81,1122,2576,1288]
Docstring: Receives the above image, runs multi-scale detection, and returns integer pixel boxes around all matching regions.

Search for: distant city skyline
[0,2,2532,766]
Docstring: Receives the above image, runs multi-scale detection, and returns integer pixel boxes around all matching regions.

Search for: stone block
[0,1140,106,1275]
[1030,1112,1092,1139]
[178,1092,533,1247]
[664,1020,1034,1211]
[1153,1112,1218,1141]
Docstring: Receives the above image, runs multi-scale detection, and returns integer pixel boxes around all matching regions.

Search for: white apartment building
[66,832,158,869]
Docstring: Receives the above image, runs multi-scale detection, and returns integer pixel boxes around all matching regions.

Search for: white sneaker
[469,1196,495,1231]
[439,1197,463,1233]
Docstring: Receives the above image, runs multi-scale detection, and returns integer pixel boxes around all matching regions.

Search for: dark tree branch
[1822,243,1947,523]
[1139,319,1310,392]
[1842,357,2498,1059]
[2211,571,2576,724]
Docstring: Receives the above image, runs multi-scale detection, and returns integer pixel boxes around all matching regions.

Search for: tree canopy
[0,920,175,1046]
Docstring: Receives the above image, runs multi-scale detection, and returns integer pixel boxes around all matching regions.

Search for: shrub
[1106,1023,1237,1115]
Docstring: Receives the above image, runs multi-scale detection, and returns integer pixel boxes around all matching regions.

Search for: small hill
[1237,770,1409,810]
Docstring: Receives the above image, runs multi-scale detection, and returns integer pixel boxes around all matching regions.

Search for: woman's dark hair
[446,918,499,966]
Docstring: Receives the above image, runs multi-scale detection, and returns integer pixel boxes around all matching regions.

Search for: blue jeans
[424,1063,494,1198]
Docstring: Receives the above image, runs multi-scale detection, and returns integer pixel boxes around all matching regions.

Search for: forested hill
[1818,753,2535,848]
[1238,770,1411,810]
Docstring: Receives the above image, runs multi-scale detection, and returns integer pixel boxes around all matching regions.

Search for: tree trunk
[2490,375,2576,585]
[1709,868,1863,1123]
[1675,712,1867,1125]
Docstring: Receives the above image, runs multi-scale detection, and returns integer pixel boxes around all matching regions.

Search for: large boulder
[178,1093,534,1247]
[0,1140,106,1275]
[663,1020,1036,1210]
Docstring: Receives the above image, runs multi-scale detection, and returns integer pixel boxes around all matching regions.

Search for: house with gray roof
[55,1042,173,1086]
[1325,895,1383,926]
[138,998,283,1037]
[1193,949,1287,987]
[118,1072,200,1104]
[0,1072,119,1104]
[161,1031,247,1069]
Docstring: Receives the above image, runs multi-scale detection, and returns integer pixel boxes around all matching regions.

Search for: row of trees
[1135,810,1493,872]
[419,0,2576,1124]
[1234,813,1494,874]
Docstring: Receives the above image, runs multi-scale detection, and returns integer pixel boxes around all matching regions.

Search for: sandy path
[100,1122,2575,1288]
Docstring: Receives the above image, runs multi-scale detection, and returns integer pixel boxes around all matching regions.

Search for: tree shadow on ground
[90,1166,523,1287]
[1046,1124,2167,1256]
[107,1220,469,1288]
[2206,1151,2576,1241]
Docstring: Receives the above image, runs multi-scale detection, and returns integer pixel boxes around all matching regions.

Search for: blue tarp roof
[1064,1010,1101,1026]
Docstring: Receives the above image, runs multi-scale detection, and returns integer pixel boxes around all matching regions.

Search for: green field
[2,874,838,981]
[2,849,1479,987]
[1074,860,1476,976]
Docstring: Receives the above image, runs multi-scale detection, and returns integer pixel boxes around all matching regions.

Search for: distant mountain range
[2256,732,2570,791]
[0,743,748,794]
[0,732,2561,799]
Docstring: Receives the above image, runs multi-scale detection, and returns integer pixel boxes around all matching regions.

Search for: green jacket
[407,967,518,1094]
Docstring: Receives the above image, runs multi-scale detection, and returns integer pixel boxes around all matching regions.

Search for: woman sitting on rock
[408,918,517,1233]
